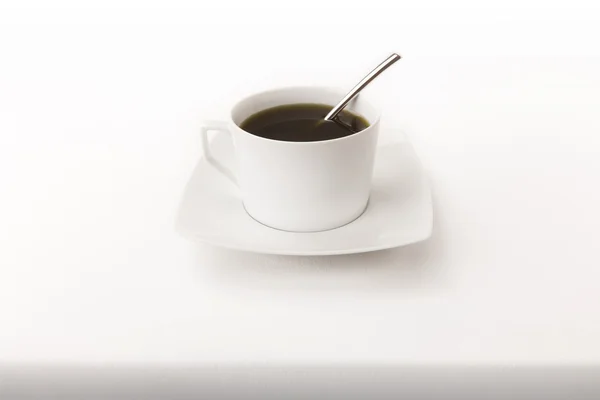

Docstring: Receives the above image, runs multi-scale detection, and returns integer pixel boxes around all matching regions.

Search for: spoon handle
[324,53,401,121]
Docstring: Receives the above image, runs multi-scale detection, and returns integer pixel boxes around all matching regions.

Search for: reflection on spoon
[324,53,401,122]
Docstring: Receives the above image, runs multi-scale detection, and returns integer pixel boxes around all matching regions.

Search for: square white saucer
[176,133,432,255]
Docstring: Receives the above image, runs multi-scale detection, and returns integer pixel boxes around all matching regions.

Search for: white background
[1,0,600,366]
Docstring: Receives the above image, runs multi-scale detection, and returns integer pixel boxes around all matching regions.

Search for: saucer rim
[177,212,432,255]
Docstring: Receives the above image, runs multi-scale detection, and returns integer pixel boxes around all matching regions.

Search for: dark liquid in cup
[239,103,370,142]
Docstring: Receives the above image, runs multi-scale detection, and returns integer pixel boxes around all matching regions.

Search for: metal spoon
[324,53,401,121]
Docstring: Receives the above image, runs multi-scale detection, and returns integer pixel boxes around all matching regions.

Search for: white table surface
[1,2,600,369]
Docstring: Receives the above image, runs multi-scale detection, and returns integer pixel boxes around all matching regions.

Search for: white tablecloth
[1,2,599,373]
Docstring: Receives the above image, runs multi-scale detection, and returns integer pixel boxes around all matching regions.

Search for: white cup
[201,87,380,232]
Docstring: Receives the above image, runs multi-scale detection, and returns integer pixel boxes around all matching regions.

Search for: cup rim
[229,86,381,145]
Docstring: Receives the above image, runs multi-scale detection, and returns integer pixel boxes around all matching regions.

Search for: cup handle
[201,120,238,186]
